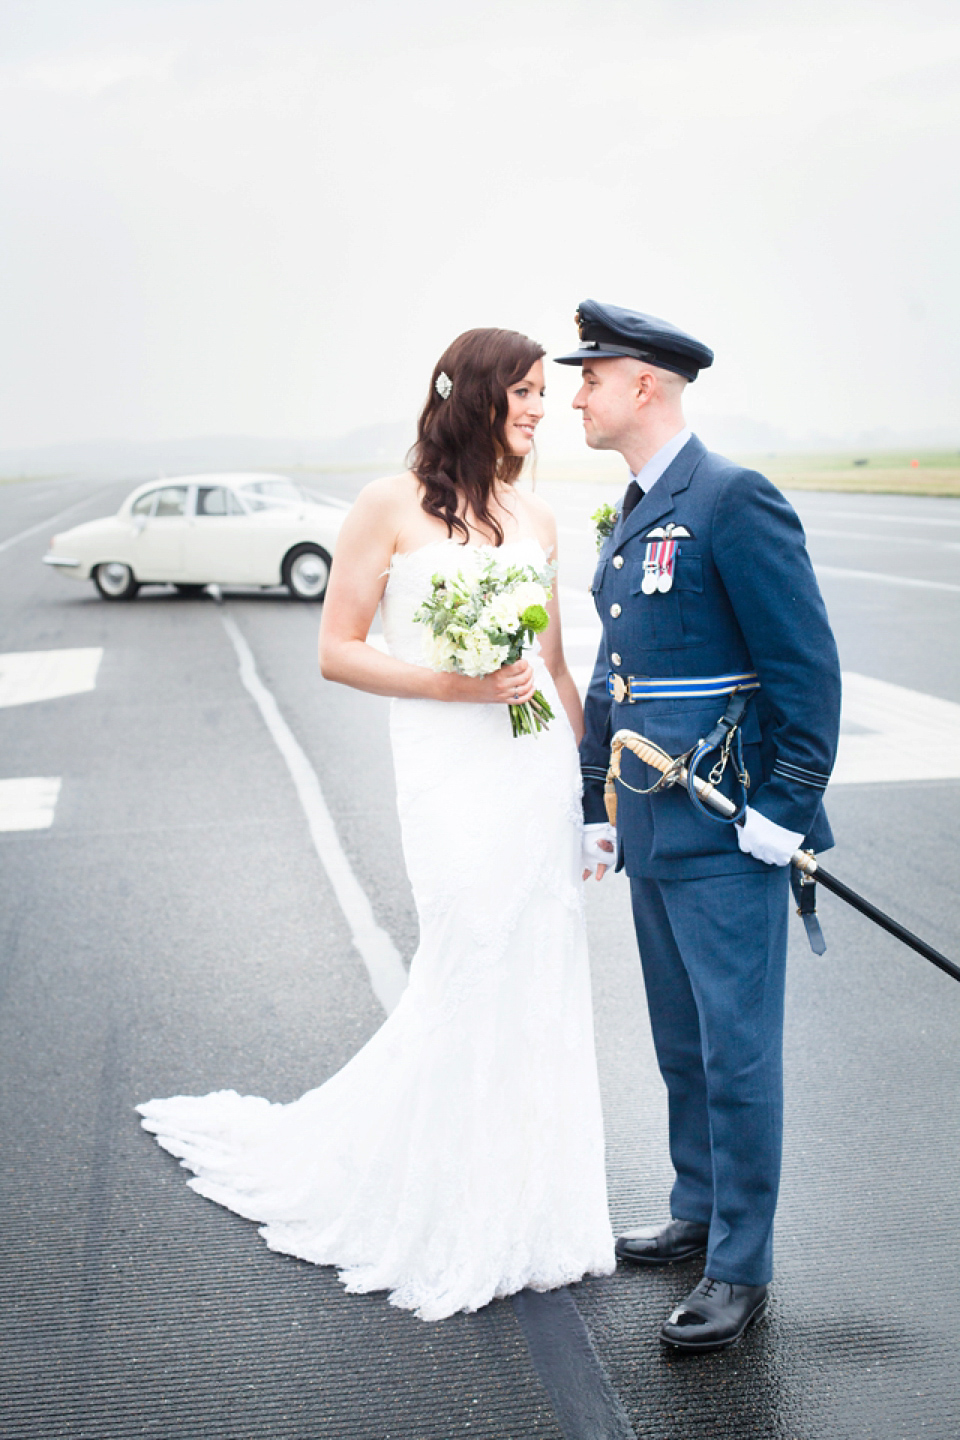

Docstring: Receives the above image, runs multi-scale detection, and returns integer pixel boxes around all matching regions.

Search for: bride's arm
[526,500,585,743]
[319,479,535,705]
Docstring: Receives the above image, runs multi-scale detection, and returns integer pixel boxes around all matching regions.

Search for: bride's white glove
[736,807,803,867]
[582,822,616,881]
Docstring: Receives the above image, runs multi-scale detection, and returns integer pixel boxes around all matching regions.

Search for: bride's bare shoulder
[349,470,422,528]
[355,466,423,518]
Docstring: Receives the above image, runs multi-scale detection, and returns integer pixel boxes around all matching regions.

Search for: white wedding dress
[138,537,615,1321]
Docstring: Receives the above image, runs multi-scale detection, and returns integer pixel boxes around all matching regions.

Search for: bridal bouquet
[414,553,557,736]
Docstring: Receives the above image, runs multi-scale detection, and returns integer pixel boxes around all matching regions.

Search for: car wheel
[93,562,140,600]
[174,583,207,597]
[282,544,331,601]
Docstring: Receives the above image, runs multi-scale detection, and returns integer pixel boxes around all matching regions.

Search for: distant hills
[1,416,957,484]
[0,422,414,482]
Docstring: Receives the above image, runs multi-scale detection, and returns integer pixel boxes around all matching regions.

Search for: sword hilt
[607,727,818,874]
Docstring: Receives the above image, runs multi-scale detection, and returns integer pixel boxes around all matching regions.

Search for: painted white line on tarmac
[816,565,960,594]
[833,673,960,785]
[0,487,115,555]
[806,528,960,551]
[803,508,960,529]
[0,648,102,708]
[0,778,61,832]
[220,612,407,1015]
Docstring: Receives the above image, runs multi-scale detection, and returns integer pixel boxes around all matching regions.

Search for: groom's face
[571,357,645,452]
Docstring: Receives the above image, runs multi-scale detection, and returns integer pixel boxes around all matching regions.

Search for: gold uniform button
[610,603,622,618]
[612,555,624,569]
[611,652,622,666]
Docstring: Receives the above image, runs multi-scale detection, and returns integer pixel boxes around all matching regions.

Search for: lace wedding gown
[138,537,615,1321]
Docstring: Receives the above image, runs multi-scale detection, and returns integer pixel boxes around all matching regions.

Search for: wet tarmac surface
[1,470,958,1437]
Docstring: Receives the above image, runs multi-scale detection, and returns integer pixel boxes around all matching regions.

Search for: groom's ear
[634,368,656,407]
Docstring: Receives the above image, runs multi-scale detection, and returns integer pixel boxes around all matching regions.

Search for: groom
[558,300,842,1351]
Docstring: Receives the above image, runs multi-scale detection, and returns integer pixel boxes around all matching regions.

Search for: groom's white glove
[736,807,803,867]
[582,822,616,880]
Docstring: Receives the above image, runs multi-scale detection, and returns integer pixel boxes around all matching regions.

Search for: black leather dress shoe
[659,1277,768,1351]
[615,1218,710,1267]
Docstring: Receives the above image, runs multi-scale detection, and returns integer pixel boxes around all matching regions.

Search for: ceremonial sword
[606,728,960,986]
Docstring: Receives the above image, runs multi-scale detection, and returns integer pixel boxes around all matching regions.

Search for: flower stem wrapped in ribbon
[414,552,557,736]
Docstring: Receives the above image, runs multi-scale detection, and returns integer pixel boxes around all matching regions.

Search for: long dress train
[137,537,615,1321]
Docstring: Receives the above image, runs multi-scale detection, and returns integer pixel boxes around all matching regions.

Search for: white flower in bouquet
[509,580,548,615]
[427,632,460,672]
[413,553,558,737]
[480,592,522,633]
[460,632,503,677]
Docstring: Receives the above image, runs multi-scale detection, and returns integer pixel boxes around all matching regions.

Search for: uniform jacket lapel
[614,434,707,552]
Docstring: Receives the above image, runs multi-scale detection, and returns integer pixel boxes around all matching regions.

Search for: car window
[154,486,188,518]
[132,491,159,517]
[196,486,229,517]
[226,491,246,516]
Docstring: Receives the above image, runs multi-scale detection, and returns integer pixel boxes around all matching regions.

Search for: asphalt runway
[1,468,959,1439]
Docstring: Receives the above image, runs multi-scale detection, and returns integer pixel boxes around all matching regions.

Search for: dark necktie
[620,479,643,521]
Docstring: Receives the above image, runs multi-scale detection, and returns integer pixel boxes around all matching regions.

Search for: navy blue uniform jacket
[581,435,842,879]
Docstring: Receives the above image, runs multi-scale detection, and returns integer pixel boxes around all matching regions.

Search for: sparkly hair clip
[435,371,453,400]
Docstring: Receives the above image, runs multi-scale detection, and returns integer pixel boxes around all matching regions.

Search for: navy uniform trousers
[630,869,789,1285]
[581,436,842,1287]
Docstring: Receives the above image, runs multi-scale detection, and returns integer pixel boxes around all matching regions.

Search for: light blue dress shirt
[629,426,692,497]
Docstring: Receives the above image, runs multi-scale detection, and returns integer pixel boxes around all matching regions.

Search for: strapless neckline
[389,536,548,569]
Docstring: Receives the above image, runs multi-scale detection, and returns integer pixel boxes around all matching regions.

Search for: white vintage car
[43,473,347,601]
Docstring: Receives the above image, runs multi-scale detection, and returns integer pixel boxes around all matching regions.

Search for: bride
[137,327,616,1321]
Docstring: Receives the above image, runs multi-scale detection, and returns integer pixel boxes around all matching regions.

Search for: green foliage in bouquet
[413,554,557,737]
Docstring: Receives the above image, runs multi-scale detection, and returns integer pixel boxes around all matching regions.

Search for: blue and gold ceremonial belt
[606,670,759,704]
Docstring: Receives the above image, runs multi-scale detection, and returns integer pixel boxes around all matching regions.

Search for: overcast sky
[1,0,958,458]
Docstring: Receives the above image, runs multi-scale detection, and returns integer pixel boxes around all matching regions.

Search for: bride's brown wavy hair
[408,327,546,546]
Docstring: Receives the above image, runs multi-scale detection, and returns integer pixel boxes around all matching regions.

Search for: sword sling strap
[685,687,753,826]
[687,690,827,955]
[791,858,826,955]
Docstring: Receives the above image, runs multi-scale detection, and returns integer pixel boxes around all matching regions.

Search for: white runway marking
[0,648,103,708]
[815,565,960,594]
[803,508,960,529]
[0,778,61,832]
[0,488,114,555]
[832,673,960,785]
[806,528,960,551]
[220,613,408,1014]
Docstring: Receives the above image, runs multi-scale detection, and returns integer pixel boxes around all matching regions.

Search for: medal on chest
[641,537,678,594]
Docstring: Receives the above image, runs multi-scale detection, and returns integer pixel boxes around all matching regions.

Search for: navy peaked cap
[554,299,714,381]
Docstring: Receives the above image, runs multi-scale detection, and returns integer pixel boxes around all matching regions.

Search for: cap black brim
[552,345,641,366]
